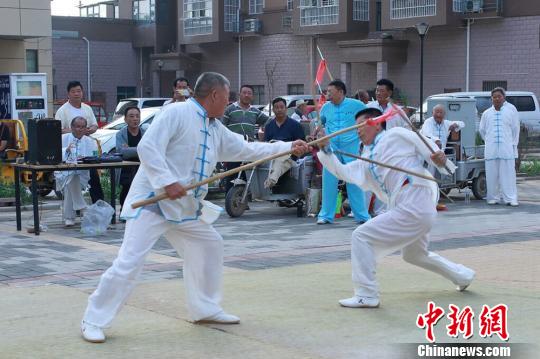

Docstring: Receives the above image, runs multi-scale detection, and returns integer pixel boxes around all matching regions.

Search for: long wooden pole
[334,150,439,183]
[131,121,369,209]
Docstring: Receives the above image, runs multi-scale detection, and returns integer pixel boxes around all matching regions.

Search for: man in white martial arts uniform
[81,72,309,343]
[420,104,465,151]
[479,87,520,206]
[316,109,475,308]
[55,117,98,227]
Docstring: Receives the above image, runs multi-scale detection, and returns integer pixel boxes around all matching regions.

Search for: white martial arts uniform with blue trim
[55,134,97,221]
[420,117,465,150]
[83,98,291,327]
[479,102,520,204]
[317,128,470,300]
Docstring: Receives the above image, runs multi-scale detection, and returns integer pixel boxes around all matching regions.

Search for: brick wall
[53,38,138,115]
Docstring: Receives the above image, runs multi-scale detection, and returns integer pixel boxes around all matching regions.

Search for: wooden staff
[391,103,454,174]
[131,121,373,209]
[334,150,440,183]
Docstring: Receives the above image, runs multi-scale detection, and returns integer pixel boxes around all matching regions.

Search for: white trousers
[83,209,224,328]
[351,185,470,298]
[485,159,517,203]
[62,176,87,220]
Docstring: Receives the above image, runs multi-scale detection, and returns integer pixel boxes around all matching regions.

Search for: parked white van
[415,91,540,134]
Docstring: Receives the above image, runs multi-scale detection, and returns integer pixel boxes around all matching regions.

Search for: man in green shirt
[221,85,270,193]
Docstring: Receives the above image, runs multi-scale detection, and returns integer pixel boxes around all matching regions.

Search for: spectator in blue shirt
[264,97,305,143]
[263,97,305,188]
[317,80,370,225]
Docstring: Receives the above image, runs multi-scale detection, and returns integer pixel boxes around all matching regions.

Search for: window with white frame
[452,0,464,12]
[184,0,213,36]
[287,0,294,11]
[224,0,240,32]
[353,0,369,21]
[390,0,436,20]
[287,84,304,95]
[133,0,155,21]
[249,0,263,14]
[299,0,338,26]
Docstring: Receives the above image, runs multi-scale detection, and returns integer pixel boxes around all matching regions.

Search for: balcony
[454,0,503,18]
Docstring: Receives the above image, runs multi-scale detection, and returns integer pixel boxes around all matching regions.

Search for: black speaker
[26,118,62,165]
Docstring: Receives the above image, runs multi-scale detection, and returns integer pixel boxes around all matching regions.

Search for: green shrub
[0,181,32,205]
[520,160,540,176]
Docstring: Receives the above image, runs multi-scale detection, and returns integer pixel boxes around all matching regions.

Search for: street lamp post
[156,60,164,97]
[415,22,429,125]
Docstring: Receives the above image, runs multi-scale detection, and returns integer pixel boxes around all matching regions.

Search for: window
[142,99,167,108]
[184,0,213,36]
[116,87,137,105]
[444,88,461,93]
[287,0,294,11]
[282,15,292,29]
[482,80,507,91]
[252,85,265,105]
[224,0,240,32]
[26,50,38,73]
[507,96,536,112]
[287,84,304,95]
[133,0,156,21]
[249,0,264,14]
[353,0,369,21]
[452,0,464,12]
[390,0,436,20]
[299,0,338,26]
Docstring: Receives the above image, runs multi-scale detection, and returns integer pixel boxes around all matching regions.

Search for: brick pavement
[0,181,538,289]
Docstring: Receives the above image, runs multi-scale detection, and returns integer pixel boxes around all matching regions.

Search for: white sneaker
[64,219,75,227]
[338,296,380,308]
[509,202,519,207]
[317,218,331,225]
[347,212,354,218]
[81,321,106,343]
[196,311,240,324]
[456,265,476,292]
[487,200,498,205]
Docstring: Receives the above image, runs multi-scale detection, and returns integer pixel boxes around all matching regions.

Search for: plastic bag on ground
[81,200,115,235]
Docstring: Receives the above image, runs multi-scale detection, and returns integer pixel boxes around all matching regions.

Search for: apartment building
[0,0,53,115]
[52,0,540,112]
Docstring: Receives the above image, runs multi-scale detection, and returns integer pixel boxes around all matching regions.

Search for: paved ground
[0,180,539,358]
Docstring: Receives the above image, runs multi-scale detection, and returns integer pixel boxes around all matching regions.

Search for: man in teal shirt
[317,80,370,224]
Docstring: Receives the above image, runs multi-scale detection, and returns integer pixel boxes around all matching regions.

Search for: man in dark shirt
[264,97,305,142]
[263,97,305,188]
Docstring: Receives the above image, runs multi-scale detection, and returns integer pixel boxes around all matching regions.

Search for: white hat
[296,99,307,107]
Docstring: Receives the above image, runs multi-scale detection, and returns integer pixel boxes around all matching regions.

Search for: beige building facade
[0,0,53,116]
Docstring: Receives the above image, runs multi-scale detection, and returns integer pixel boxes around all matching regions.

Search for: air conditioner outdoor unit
[464,0,483,13]
[243,18,261,33]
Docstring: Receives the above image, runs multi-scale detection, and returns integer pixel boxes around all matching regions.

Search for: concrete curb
[0,202,61,213]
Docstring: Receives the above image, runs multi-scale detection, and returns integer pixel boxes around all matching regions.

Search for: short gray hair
[70,116,87,127]
[432,104,446,113]
[194,72,230,98]
[491,87,506,97]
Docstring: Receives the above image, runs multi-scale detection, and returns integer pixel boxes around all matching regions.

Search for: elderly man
[317,108,475,308]
[317,80,370,225]
[81,72,308,343]
[55,117,98,227]
[221,84,270,193]
[421,104,464,150]
[479,87,520,206]
[291,99,309,122]
[420,104,465,210]
[367,79,407,130]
